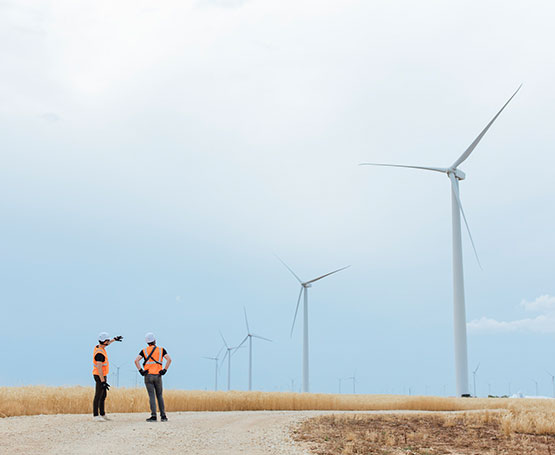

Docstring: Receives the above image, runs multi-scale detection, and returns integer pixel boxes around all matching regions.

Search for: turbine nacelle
[448,168,466,180]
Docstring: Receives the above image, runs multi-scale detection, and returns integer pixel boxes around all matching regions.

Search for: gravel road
[0,411,324,455]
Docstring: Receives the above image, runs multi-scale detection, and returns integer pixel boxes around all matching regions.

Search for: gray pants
[144,374,165,416]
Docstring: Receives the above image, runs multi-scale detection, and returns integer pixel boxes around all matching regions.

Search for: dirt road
[0,411,321,455]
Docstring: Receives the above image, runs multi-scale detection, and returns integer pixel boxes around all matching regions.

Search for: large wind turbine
[278,257,350,393]
[237,307,272,391]
[360,86,521,396]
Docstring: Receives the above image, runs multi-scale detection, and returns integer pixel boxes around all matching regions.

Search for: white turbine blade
[243,306,250,334]
[290,287,304,338]
[252,334,272,342]
[237,335,249,350]
[359,163,448,174]
[219,330,229,348]
[220,349,229,367]
[275,255,303,284]
[216,345,224,359]
[474,362,481,374]
[203,356,217,361]
[305,265,351,285]
[449,174,482,269]
[451,85,522,169]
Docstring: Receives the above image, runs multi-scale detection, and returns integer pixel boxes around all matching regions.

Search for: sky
[1,0,555,397]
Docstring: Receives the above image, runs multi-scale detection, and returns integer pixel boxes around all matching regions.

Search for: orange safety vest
[92,345,109,376]
[142,345,165,374]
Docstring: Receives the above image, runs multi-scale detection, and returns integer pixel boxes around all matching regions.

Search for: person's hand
[139,369,147,376]
[103,382,110,391]
[159,369,167,376]
[114,335,123,342]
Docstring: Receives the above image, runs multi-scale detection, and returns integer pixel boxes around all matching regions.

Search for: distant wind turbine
[203,346,224,391]
[346,371,357,394]
[546,370,555,398]
[237,307,272,391]
[278,256,350,393]
[360,85,521,396]
[219,331,242,391]
[472,363,480,397]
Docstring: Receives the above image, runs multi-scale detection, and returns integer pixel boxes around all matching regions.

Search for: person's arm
[134,355,142,371]
[163,354,172,370]
[96,361,105,382]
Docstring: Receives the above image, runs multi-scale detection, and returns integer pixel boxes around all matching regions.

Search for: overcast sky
[1,0,555,397]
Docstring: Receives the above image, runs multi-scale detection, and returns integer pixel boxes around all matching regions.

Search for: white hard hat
[145,332,156,343]
[98,332,110,342]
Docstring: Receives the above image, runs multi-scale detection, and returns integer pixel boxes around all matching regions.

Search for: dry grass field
[294,408,555,454]
[1,386,553,419]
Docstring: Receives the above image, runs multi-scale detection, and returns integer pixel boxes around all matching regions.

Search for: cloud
[38,112,61,123]
[468,295,555,333]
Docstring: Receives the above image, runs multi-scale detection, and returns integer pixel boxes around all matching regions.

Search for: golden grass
[295,410,555,454]
[1,386,552,418]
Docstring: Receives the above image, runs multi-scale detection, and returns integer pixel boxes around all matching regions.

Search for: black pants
[93,375,107,416]
[144,374,166,417]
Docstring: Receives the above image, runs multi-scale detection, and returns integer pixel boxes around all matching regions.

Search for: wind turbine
[203,346,224,391]
[546,370,554,398]
[472,362,480,397]
[278,257,350,393]
[237,307,272,391]
[360,86,521,396]
[219,331,243,391]
[346,371,357,394]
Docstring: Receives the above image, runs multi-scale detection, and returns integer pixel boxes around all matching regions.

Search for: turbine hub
[448,168,466,180]
[302,283,312,288]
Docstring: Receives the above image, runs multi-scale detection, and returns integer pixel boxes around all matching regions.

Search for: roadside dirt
[0,410,315,455]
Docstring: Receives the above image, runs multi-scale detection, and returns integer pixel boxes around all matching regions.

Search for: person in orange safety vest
[92,332,123,422]
[135,332,172,422]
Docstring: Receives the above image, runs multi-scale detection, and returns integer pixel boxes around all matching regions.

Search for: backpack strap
[143,346,163,367]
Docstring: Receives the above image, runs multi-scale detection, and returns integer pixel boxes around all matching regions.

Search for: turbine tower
[237,307,272,391]
[360,86,521,396]
[278,257,350,393]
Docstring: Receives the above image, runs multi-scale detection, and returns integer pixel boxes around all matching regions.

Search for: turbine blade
[290,287,304,338]
[305,265,351,285]
[474,362,481,374]
[219,330,229,348]
[449,174,482,269]
[203,356,217,361]
[237,335,249,350]
[275,255,303,284]
[359,163,448,174]
[451,85,522,169]
[252,334,273,342]
[243,306,250,334]
[216,345,224,359]
[220,350,229,367]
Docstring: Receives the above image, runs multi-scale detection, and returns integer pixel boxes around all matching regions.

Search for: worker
[93,332,123,422]
[135,332,172,422]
